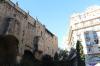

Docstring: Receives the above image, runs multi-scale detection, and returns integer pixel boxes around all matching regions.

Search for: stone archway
[20,50,35,66]
[0,35,19,65]
[23,50,33,59]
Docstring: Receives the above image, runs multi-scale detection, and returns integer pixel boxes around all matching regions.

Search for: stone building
[33,20,58,60]
[0,0,58,63]
[67,5,100,66]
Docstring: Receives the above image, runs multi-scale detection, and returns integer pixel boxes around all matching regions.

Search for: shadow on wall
[0,35,41,66]
[0,35,19,65]
[20,50,42,66]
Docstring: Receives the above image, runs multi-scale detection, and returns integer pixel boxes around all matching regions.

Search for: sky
[11,0,100,50]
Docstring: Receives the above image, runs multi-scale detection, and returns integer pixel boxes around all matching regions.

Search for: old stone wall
[0,1,58,60]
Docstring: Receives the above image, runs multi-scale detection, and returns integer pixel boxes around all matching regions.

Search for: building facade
[0,0,58,61]
[67,5,100,66]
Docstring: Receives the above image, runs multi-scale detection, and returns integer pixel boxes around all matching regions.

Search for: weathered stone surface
[0,0,58,61]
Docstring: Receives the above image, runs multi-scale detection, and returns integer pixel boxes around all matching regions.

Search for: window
[93,31,97,38]
[96,18,100,22]
[88,47,92,52]
[85,32,90,41]
[98,47,100,51]
[93,31,99,44]
[94,39,98,44]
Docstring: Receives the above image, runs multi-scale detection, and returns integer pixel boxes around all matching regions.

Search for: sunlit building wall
[67,5,100,66]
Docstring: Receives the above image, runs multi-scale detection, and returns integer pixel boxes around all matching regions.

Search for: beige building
[0,0,58,60]
[67,5,100,66]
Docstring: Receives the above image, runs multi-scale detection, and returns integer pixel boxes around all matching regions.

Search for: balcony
[86,44,100,55]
